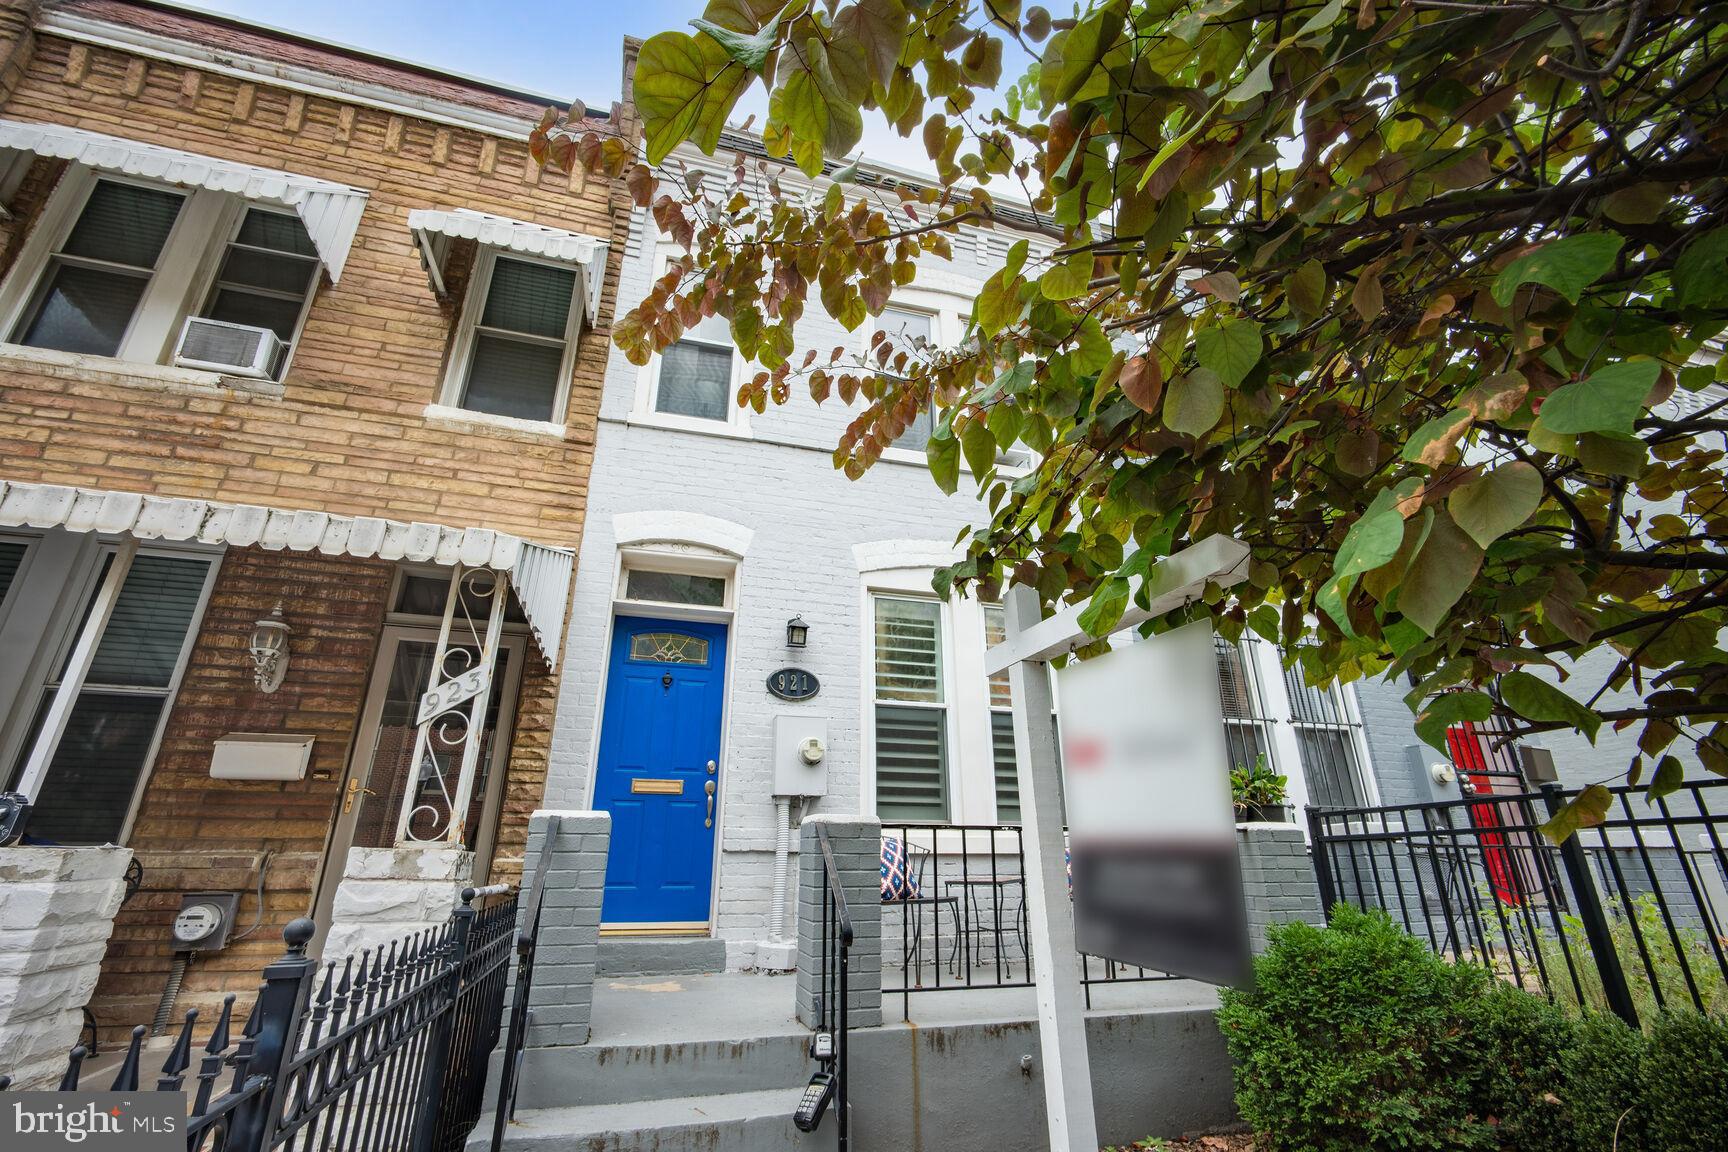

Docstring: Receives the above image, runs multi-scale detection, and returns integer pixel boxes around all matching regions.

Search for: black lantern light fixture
[785,615,809,648]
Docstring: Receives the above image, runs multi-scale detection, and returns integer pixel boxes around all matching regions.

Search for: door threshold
[600,924,711,938]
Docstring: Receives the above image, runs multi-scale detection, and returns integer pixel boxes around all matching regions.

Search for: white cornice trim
[39,12,542,141]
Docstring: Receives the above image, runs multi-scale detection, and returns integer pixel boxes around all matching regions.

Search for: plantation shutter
[983,605,1019,822]
[873,597,947,820]
[0,540,24,606]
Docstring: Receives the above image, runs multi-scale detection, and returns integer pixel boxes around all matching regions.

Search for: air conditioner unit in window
[173,318,282,378]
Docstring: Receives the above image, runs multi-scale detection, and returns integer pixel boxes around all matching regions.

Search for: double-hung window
[877,306,936,452]
[195,208,320,379]
[14,179,185,356]
[450,254,580,423]
[654,311,735,423]
[872,596,949,821]
[983,604,1019,822]
[4,547,216,844]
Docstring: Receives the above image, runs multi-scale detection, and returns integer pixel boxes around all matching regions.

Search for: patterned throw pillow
[880,836,920,902]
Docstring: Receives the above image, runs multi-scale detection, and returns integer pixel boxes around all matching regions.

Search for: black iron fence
[879,822,1180,1017]
[804,823,853,1152]
[1309,779,1728,1027]
[0,885,523,1152]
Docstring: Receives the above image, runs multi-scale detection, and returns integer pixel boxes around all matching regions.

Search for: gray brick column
[796,814,881,1029]
[519,809,610,1047]
[1237,823,1325,954]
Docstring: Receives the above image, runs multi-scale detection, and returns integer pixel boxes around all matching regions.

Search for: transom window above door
[617,556,733,611]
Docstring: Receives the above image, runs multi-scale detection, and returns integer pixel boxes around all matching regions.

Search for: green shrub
[1642,1011,1728,1152]
[1561,1013,1646,1151]
[1462,984,1573,1152]
[1217,906,1495,1151]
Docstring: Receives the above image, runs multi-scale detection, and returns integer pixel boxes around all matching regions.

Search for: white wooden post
[987,534,1252,1152]
[14,537,138,803]
[1004,582,1097,1152]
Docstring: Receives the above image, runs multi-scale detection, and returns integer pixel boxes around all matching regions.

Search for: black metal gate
[1,884,528,1152]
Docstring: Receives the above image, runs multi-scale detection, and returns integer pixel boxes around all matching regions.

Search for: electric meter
[170,892,241,952]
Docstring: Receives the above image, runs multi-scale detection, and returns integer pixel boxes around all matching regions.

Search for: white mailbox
[772,715,828,798]
[210,733,315,781]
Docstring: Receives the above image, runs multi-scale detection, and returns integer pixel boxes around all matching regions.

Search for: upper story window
[194,209,320,379]
[633,247,747,434]
[447,254,581,423]
[0,122,364,381]
[877,305,936,452]
[15,179,185,357]
[655,311,735,422]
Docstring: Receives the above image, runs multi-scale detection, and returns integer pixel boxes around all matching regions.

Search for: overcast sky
[172,0,1029,172]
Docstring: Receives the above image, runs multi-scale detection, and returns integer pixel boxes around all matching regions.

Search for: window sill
[423,403,566,440]
[0,343,284,398]
[625,411,753,441]
[878,444,1031,478]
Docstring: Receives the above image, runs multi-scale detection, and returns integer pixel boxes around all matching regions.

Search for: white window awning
[0,480,573,665]
[0,119,369,282]
[408,207,608,324]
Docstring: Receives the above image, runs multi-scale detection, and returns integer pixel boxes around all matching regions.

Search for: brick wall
[91,545,392,1040]
[0,25,627,545]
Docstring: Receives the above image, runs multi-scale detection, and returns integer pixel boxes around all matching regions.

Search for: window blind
[459,257,574,421]
[0,540,26,607]
[991,710,1019,823]
[61,181,183,268]
[481,258,574,338]
[85,555,211,687]
[462,334,563,420]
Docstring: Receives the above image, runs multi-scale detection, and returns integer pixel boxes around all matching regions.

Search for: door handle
[343,778,377,814]
[704,780,716,828]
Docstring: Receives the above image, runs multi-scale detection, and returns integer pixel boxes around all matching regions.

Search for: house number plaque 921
[766,667,819,701]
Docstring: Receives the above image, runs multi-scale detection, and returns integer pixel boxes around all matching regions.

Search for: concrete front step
[596,936,728,977]
[474,1089,843,1152]
[512,1031,813,1110]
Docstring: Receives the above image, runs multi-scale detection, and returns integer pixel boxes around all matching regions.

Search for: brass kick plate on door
[630,778,684,795]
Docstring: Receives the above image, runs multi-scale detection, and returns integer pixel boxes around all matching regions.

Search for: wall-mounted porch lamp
[249,601,292,693]
[785,615,809,648]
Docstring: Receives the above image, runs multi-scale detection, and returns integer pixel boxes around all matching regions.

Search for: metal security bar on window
[394,566,510,847]
[1214,636,1275,775]
[874,597,947,821]
[1281,658,1370,808]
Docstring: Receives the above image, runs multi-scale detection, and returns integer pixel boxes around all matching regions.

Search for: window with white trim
[446,253,581,423]
[872,596,949,821]
[654,311,735,423]
[877,305,936,451]
[2,546,218,844]
[983,604,1019,822]
[13,179,185,356]
[194,208,319,380]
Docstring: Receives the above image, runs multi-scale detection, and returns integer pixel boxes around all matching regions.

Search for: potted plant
[1231,756,1292,823]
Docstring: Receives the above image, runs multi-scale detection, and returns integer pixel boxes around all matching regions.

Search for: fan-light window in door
[629,632,709,664]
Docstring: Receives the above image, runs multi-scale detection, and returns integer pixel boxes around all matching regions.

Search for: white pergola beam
[985,534,1251,676]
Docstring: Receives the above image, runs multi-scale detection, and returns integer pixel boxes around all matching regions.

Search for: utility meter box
[773,716,828,798]
[171,891,241,952]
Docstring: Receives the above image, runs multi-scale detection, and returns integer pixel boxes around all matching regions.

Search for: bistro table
[943,875,1030,978]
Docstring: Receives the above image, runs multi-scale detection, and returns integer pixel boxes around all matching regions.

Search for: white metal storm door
[392,565,512,847]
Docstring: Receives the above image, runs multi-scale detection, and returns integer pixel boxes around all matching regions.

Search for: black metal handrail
[814,823,852,1152]
[489,816,561,1151]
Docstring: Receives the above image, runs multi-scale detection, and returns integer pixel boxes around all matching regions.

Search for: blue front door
[594,616,728,924]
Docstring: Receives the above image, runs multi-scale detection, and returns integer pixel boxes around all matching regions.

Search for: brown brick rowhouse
[0,0,634,1048]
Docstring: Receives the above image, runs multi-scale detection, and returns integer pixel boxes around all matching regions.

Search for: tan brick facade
[0,1,633,1043]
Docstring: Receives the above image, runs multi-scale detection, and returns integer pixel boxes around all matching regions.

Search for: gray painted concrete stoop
[478,1090,842,1152]
[597,937,729,977]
